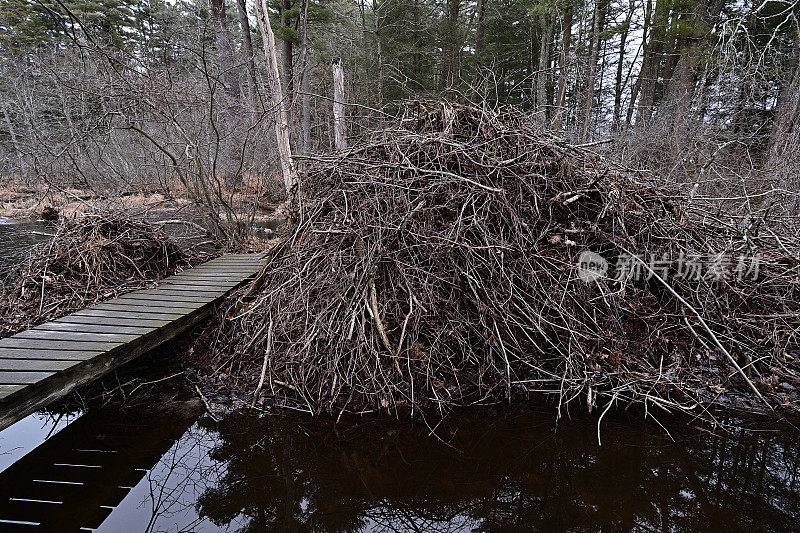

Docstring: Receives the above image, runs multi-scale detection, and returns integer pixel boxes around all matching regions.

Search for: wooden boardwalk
[0,253,265,431]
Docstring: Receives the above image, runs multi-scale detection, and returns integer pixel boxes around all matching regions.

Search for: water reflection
[195,409,800,532]
[0,402,201,530]
[1,399,798,531]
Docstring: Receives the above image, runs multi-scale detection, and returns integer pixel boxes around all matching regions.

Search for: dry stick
[252,317,274,406]
[625,250,772,409]
[38,227,60,316]
[597,391,619,446]
[369,278,402,374]
[194,384,220,422]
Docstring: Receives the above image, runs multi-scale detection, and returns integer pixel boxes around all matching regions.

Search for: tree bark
[580,0,606,142]
[552,5,573,130]
[209,0,242,184]
[375,0,384,105]
[553,5,572,130]
[209,0,241,100]
[769,34,800,168]
[3,104,24,177]
[299,0,311,154]
[475,0,487,63]
[280,0,295,141]
[626,0,653,126]
[236,0,261,111]
[332,58,347,151]
[280,0,294,97]
[535,15,554,122]
[635,0,671,125]
[612,0,634,130]
[257,0,297,199]
[441,0,461,91]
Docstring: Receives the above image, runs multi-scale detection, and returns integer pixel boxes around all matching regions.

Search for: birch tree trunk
[332,58,348,151]
[257,0,297,199]
[626,0,652,126]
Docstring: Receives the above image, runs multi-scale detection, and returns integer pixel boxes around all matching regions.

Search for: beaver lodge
[188,102,800,419]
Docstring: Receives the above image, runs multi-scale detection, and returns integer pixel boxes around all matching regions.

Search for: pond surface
[0,399,799,532]
[0,219,52,278]
[0,222,799,532]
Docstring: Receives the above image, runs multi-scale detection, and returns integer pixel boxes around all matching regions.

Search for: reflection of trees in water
[195,410,800,532]
[141,424,226,532]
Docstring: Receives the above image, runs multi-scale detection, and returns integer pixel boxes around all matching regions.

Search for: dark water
[1,400,799,532]
[0,222,799,531]
[0,219,52,277]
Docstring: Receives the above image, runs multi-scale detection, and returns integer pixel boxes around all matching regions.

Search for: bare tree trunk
[535,16,553,122]
[257,0,297,198]
[375,1,384,105]
[3,104,24,178]
[769,47,800,168]
[280,0,294,139]
[580,0,605,142]
[332,58,347,151]
[475,0,487,63]
[441,0,461,91]
[209,0,242,184]
[552,6,573,130]
[612,0,634,130]
[636,0,670,125]
[299,0,311,154]
[627,0,652,126]
[236,0,261,111]
[209,0,241,100]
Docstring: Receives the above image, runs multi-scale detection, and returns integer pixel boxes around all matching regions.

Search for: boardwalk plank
[0,348,99,361]
[32,322,155,335]
[138,285,232,294]
[171,269,258,277]
[94,302,202,313]
[159,279,238,289]
[14,330,141,343]
[0,359,78,372]
[53,315,171,327]
[72,309,185,321]
[0,385,24,399]
[90,303,203,314]
[0,371,55,384]
[0,337,121,352]
[0,252,264,431]
[113,292,212,303]
[179,267,260,275]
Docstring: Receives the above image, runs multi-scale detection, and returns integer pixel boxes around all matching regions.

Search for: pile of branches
[210,102,800,417]
[0,213,200,337]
